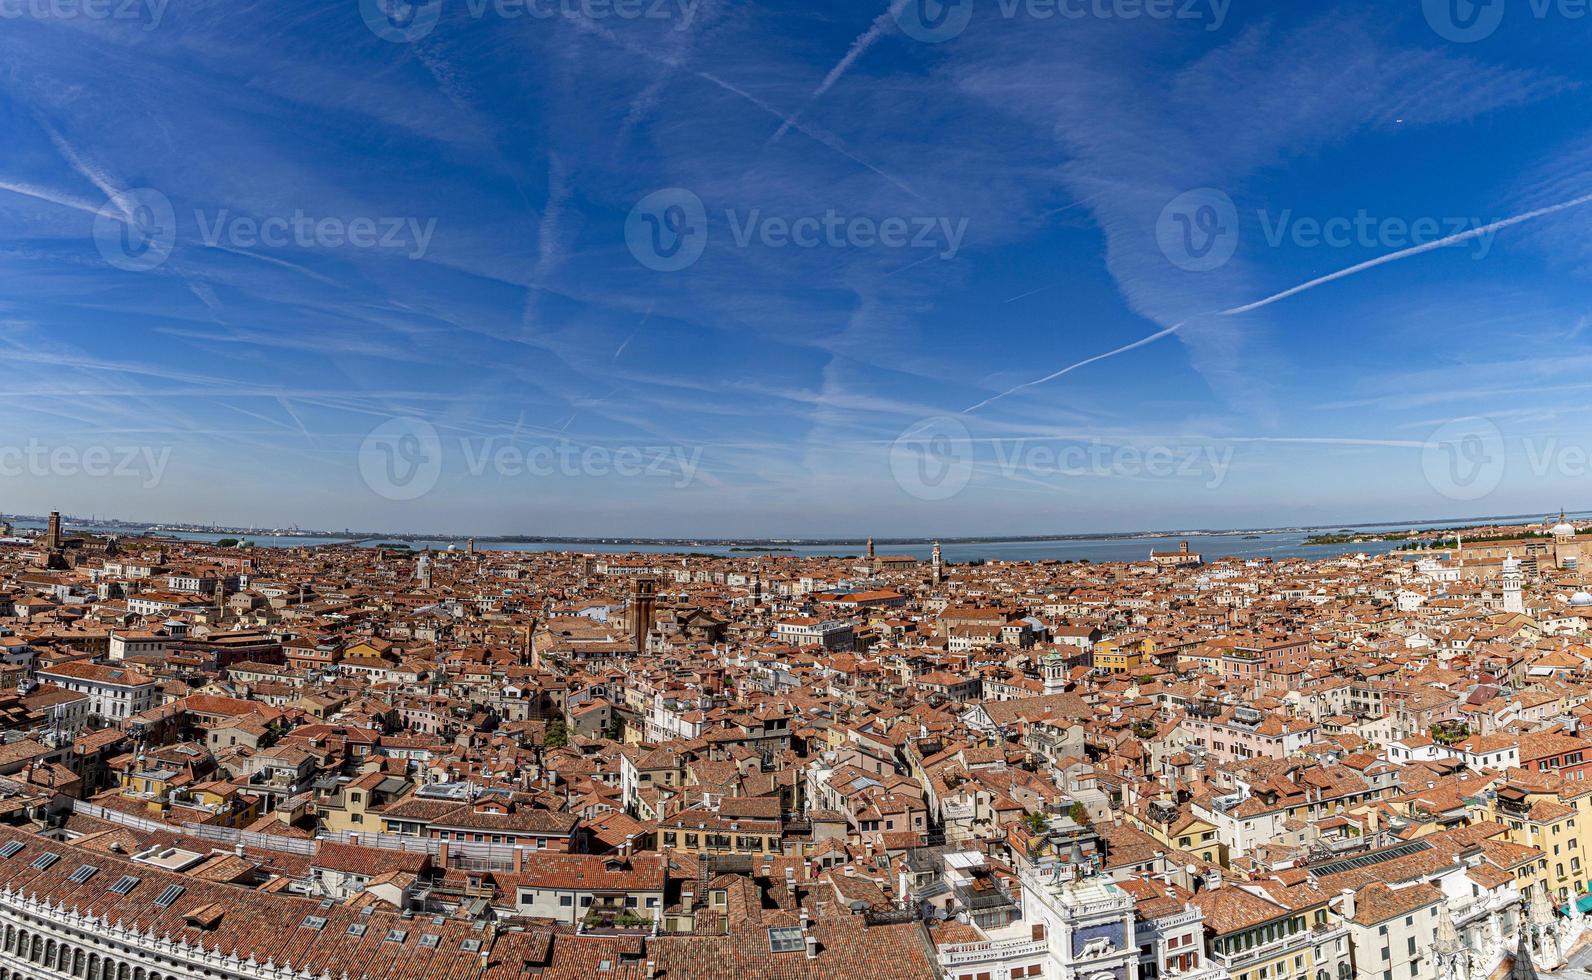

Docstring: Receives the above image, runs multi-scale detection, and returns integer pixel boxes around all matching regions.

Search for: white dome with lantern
[1552,511,1577,539]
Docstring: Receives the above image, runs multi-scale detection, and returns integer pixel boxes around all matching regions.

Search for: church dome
[1572,591,1592,607]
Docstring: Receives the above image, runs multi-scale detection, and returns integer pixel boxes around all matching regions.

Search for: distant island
[1303,521,1592,548]
[9,508,1590,551]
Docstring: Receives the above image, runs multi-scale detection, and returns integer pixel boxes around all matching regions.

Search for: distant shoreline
[4,508,1583,549]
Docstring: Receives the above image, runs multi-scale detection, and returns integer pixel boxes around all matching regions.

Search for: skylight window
[768,926,805,954]
[154,884,185,908]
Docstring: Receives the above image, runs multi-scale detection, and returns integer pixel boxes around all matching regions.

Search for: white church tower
[1503,553,1524,614]
[1043,654,1068,694]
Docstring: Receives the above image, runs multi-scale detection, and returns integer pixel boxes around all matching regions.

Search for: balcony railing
[938,937,1049,967]
[943,801,978,821]
[1211,934,1308,968]
[1310,924,1348,945]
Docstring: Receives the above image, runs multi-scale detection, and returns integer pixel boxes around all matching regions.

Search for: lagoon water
[13,521,1427,564]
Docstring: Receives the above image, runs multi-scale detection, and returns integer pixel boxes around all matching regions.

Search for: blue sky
[3,0,1592,537]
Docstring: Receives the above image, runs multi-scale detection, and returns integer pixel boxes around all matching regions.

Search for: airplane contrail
[770,0,909,143]
[963,322,1186,413]
[965,189,1592,414]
